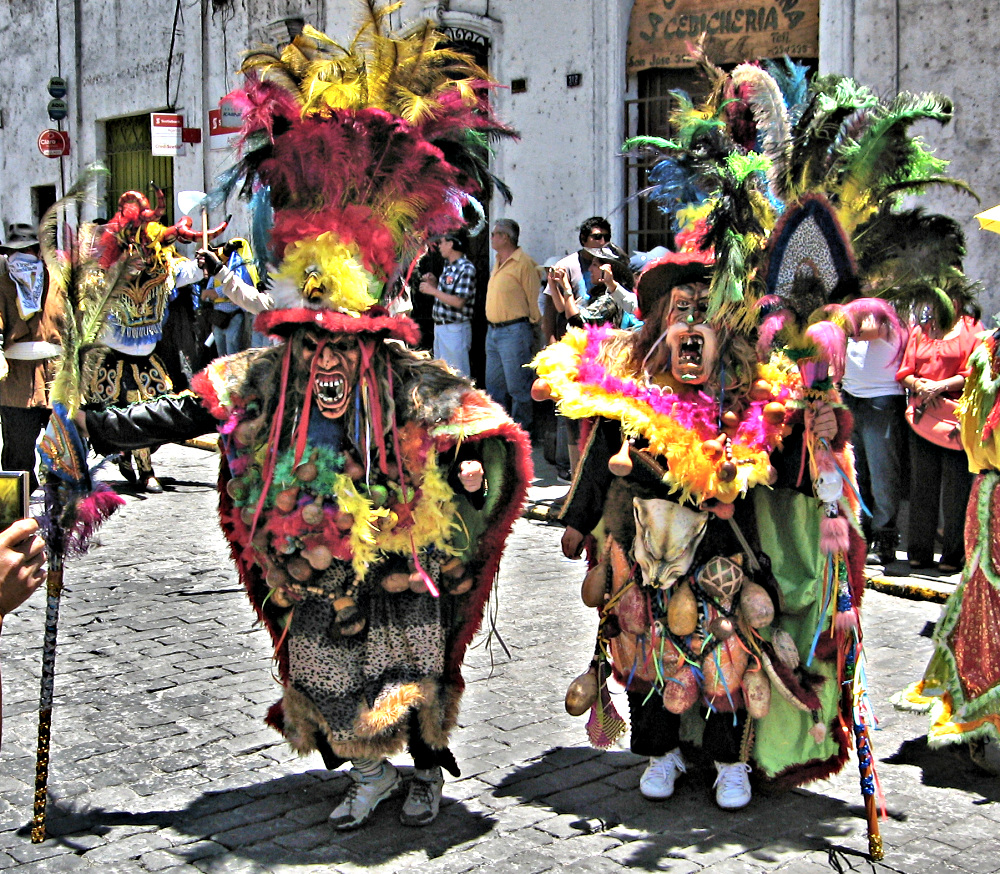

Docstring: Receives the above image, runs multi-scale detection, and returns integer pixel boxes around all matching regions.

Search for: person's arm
[421,262,473,311]
[560,419,616,555]
[524,261,543,323]
[0,518,45,629]
[216,265,273,314]
[597,263,638,315]
[541,292,559,346]
[0,517,47,746]
[84,393,218,456]
[197,250,273,314]
[0,269,10,381]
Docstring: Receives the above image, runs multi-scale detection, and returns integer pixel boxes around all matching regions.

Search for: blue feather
[646,159,705,230]
[764,57,811,123]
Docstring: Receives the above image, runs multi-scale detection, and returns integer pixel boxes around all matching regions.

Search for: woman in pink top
[897,303,984,572]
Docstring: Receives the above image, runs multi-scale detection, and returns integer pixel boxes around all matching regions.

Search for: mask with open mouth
[662,283,718,385]
[667,325,719,384]
[299,330,361,420]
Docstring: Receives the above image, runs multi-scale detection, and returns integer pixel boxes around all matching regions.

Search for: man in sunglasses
[540,216,617,346]
[540,217,626,481]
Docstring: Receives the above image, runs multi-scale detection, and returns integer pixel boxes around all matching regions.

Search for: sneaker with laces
[639,749,686,800]
[713,761,752,810]
[328,763,401,830]
[400,766,444,826]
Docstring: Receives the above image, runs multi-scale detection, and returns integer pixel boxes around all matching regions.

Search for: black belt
[489,316,529,328]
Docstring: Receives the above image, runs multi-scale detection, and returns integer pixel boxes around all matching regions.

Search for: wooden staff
[31,550,64,843]
[854,720,883,860]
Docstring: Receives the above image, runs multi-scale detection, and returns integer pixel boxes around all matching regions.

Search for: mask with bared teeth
[660,282,719,386]
[298,329,361,420]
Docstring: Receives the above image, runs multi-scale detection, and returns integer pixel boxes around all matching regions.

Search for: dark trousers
[1,405,50,491]
[907,429,972,568]
[627,690,745,763]
[842,392,906,537]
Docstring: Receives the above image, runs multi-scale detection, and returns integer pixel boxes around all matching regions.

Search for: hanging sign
[627,0,819,71]
[209,98,242,151]
[38,129,70,158]
[151,113,185,156]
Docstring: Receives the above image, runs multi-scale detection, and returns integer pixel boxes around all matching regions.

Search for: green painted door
[106,114,174,223]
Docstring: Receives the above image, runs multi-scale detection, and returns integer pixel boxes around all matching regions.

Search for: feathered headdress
[623,54,977,343]
[215,2,515,338]
[37,165,129,554]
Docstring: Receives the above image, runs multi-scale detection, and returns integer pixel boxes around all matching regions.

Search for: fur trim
[355,682,427,738]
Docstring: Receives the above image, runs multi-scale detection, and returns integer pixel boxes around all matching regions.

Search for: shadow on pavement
[493,747,872,869]
[883,736,1000,802]
[18,768,495,867]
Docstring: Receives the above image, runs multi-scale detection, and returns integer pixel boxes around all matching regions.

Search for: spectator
[419,229,476,377]
[0,518,46,745]
[546,246,636,481]
[484,219,540,432]
[199,239,266,358]
[541,216,617,345]
[841,316,906,566]
[0,223,61,491]
[897,299,984,572]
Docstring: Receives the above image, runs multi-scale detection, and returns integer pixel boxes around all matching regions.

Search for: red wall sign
[38,129,70,158]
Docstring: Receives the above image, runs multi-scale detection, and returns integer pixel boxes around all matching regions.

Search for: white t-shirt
[842,338,904,398]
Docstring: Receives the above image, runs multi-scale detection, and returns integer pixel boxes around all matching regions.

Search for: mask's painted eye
[301,333,319,352]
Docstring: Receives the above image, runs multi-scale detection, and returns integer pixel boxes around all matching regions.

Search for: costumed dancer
[81,5,529,831]
[86,188,228,492]
[0,223,61,491]
[536,56,968,857]
[893,218,1000,770]
[535,231,868,812]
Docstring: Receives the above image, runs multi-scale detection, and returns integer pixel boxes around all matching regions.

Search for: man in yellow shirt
[485,219,540,432]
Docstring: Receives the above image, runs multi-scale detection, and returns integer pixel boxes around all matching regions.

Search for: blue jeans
[433,321,472,377]
[842,392,905,533]
[213,311,245,358]
[485,321,534,430]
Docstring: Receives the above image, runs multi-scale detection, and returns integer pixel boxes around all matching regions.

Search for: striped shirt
[433,256,476,324]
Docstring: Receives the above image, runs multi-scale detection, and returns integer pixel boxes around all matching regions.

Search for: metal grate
[106,114,174,224]
[623,68,709,255]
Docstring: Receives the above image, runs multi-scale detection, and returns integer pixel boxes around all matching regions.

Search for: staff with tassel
[793,318,887,863]
[30,167,128,841]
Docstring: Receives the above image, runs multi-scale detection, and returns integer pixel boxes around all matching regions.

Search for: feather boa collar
[533,326,800,505]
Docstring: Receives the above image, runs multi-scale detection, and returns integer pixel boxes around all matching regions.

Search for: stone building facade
[0,0,996,312]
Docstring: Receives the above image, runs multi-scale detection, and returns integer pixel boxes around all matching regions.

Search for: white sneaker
[400,766,444,826]
[639,749,686,800]
[328,762,401,830]
[713,761,752,810]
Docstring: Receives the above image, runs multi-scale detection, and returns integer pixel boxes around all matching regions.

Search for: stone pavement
[1,442,997,873]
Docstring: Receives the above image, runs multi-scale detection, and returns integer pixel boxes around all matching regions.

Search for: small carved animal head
[632,498,708,589]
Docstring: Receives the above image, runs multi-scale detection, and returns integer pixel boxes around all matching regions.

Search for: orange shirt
[486,248,541,324]
[896,315,984,398]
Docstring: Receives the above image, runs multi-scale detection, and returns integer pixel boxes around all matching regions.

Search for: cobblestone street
[1,443,998,873]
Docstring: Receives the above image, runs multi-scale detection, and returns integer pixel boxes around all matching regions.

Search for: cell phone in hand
[0,471,29,530]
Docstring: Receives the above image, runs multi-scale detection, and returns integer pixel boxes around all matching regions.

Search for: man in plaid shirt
[419,229,476,377]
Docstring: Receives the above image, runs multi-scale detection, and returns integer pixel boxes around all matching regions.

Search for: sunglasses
[588,232,610,241]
